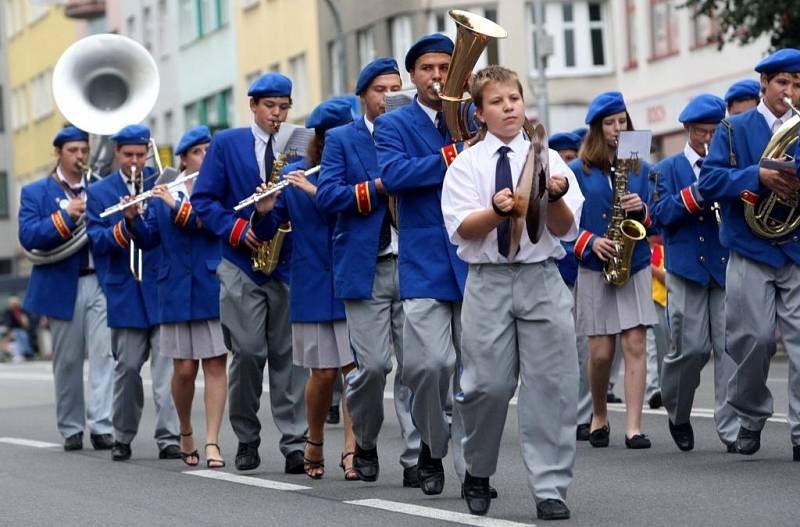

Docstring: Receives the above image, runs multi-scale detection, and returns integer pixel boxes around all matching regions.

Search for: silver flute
[100,170,200,218]
[233,165,320,212]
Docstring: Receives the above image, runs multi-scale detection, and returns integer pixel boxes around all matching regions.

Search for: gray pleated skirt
[292,320,353,368]
[159,319,227,360]
[575,267,658,337]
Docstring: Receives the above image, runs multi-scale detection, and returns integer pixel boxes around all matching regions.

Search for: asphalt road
[0,358,796,527]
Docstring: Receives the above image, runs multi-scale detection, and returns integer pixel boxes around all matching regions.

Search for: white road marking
[345,499,536,527]
[183,469,311,491]
[0,437,60,448]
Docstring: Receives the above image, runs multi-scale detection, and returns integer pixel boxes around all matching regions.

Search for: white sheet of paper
[617,130,652,159]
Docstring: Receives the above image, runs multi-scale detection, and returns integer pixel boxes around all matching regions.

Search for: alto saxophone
[251,153,292,274]
[603,155,647,286]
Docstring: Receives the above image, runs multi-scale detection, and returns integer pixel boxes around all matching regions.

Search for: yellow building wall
[7,3,83,185]
[234,0,322,126]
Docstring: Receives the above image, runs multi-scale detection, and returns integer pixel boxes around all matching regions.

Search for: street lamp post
[532,0,552,131]
[324,0,347,95]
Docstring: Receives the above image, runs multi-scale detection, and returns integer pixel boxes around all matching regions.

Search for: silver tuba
[24,34,159,267]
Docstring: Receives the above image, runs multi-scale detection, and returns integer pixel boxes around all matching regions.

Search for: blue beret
[356,57,400,95]
[111,124,150,145]
[678,94,726,124]
[305,98,354,131]
[755,49,800,74]
[248,72,293,98]
[724,79,761,104]
[53,126,88,147]
[175,125,212,156]
[585,91,627,124]
[571,127,588,142]
[404,34,454,72]
[549,132,582,152]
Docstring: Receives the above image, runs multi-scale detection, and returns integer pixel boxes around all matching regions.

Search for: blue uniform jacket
[85,169,161,329]
[374,98,466,301]
[252,159,345,323]
[652,153,728,287]
[316,119,389,300]
[557,248,579,287]
[191,127,291,286]
[568,159,653,274]
[698,108,800,268]
[19,175,85,320]
[127,190,222,324]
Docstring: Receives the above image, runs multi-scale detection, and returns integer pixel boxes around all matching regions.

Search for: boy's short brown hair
[468,65,525,109]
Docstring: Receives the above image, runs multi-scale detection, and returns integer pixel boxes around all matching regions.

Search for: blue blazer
[557,248,579,287]
[568,159,653,274]
[85,169,161,329]
[374,98,466,302]
[652,153,728,287]
[253,159,345,323]
[698,108,800,268]
[19,175,84,320]
[191,127,291,286]
[316,119,389,300]
[128,189,222,324]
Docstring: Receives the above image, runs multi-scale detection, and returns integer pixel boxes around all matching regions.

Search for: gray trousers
[111,326,178,448]
[662,273,737,443]
[49,274,114,438]
[218,259,308,455]
[459,261,577,502]
[343,256,420,468]
[402,296,465,479]
[645,304,668,400]
[568,284,592,425]
[725,253,800,444]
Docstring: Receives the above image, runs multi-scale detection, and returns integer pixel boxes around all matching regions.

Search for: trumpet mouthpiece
[432,82,442,95]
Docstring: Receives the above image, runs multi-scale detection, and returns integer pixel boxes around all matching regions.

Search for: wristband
[548,178,570,203]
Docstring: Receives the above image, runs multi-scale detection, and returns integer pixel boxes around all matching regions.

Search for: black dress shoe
[461,485,499,499]
[403,465,420,488]
[64,432,83,451]
[536,499,571,520]
[462,471,491,516]
[735,426,761,455]
[648,391,663,409]
[90,433,113,450]
[417,441,444,495]
[326,405,340,425]
[235,441,261,471]
[668,420,694,451]
[606,392,622,403]
[625,434,652,449]
[353,443,379,481]
[159,444,182,459]
[284,449,305,474]
[725,442,737,453]
[111,441,131,461]
[576,423,591,441]
[793,445,800,461]
[589,424,610,448]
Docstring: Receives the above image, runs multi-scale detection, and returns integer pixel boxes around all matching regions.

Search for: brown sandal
[304,439,324,479]
[340,451,358,481]
[205,443,225,469]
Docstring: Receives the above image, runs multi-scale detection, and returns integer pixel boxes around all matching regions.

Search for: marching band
[15,10,800,522]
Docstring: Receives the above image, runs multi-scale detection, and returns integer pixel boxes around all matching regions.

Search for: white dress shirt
[251,120,278,181]
[683,142,703,179]
[416,97,438,125]
[365,115,399,255]
[56,166,86,199]
[441,130,584,264]
[757,99,792,135]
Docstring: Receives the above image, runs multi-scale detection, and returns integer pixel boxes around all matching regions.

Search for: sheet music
[617,130,652,159]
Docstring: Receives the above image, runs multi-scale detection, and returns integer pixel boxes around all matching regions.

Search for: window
[6,0,24,38]
[149,116,158,140]
[0,171,8,219]
[241,0,259,9]
[625,0,638,68]
[428,12,446,34]
[0,259,13,275]
[691,9,714,48]
[126,15,136,39]
[529,1,610,77]
[390,16,413,87]
[288,53,309,114]
[143,6,153,52]
[179,0,194,44]
[357,27,376,69]
[157,0,169,57]
[11,85,29,130]
[329,40,344,95]
[184,102,199,129]
[164,111,174,144]
[0,87,5,132]
[650,0,679,59]
[30,70,53,121]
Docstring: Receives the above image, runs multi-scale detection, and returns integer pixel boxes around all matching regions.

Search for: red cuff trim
[574,230,593,260]
[680,187,702,214]
[175,201,192,227]
[51,211,71,240]
[642,202,652,228]
[440,143,463,168]
[740,190,758,205]
[355,182,372,215]
[230,218,248,249]
[113,221,129,249]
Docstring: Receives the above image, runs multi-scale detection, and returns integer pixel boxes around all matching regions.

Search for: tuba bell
[742,97,800,239]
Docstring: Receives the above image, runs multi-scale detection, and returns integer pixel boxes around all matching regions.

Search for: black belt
[377,252,396,263]
[79,268,96,277]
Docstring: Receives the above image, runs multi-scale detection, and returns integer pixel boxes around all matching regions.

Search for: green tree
[683,0,800,51]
